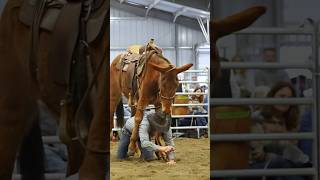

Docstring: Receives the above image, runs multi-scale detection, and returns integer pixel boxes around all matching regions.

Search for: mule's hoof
[128,149,135,156]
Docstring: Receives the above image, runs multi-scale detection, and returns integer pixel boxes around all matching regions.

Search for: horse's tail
[115,98,125,128]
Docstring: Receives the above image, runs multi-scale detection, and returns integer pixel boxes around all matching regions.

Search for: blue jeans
[117,128,154,161]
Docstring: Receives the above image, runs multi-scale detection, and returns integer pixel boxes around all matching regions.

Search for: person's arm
[139,121,175,158]
[162,130,175,160]
[162,130,176,164]
[139,121,159,152]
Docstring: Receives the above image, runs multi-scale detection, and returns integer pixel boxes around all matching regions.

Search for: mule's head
[211,6,266,80]
[149,62,193,115]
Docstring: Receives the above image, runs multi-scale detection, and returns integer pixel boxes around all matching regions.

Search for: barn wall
[110,7,207,68]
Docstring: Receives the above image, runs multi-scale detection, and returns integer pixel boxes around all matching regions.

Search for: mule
[0,0,109,179]
[110,42,193,154]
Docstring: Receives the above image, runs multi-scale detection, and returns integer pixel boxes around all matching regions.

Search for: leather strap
[74,45,108,155]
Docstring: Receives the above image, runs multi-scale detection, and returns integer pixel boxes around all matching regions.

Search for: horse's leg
[0,83,37,180]
[128,100,147,154]
[0,3,38,179]
[78,56,115,179]
[78,75,108,180]
[66,141,85,176]
[18,118,45,180]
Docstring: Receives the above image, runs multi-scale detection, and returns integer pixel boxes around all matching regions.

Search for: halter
[159,90,176,102]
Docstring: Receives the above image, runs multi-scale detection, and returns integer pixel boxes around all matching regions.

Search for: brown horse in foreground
[110,43,193,154]
[0,0,108,179]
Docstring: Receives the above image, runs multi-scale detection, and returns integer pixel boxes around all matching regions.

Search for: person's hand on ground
[159,146,175,153]
[166,159,176,165]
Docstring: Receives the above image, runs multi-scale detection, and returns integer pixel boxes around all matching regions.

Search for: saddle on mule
[17,0,108,146]
[116,39,164,111]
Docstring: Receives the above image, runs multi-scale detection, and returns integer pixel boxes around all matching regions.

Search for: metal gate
[211,24,320,179]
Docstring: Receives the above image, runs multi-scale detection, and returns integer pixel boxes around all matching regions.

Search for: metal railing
[171,69,210,138]
[210,25,319,179]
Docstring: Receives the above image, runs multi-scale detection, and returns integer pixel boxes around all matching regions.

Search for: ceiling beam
[110,0,202,31]
[145,0,161,17]
[173,7,188,23]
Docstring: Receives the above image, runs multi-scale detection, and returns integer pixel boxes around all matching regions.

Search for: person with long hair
[179,87,208,137]
[248,81,310,180]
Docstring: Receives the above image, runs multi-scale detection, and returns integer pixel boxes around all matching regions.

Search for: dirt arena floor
[110,137,210,180]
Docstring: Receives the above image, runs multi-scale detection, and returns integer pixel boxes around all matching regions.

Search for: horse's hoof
[128,149,135,156]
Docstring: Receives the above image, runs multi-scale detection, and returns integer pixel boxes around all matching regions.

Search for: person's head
[263,81,299,131]
[263,48,277,63]
[192,87,204,102]
[231,55,246,75]
[251,86,270,110]
[147,111,171,133]
[192,75,197,81]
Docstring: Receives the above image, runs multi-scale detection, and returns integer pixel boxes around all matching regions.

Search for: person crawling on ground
[117,110,176,165]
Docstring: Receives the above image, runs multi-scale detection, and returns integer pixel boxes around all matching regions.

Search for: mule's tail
[115,99,125,128]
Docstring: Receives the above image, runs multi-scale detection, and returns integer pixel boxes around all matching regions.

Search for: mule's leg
[0,87,37,180]
[18,119,45,180]
[78,58,113,180]
[78,84,108,180]
[66,141,85,176]
[128,100,147,154]
[0,4,38,179]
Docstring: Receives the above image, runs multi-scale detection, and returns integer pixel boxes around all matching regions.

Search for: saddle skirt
[117,51,144,106]
[18,0,108,86]
[116,41,163,107]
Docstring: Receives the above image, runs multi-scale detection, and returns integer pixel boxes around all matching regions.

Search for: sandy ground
[110,138,210,180]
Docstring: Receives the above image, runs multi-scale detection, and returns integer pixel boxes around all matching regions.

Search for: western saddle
[116,39,163,112]
[18,0,108,150]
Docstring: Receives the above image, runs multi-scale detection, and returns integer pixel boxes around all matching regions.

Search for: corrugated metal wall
[110,7,206,68]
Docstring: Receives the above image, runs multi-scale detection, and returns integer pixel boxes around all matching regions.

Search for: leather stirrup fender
[59,99,73,145]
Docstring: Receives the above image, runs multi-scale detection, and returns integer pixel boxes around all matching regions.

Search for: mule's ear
[176,63,193,74]
[214,6,266,39]
[149,62,173,73]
